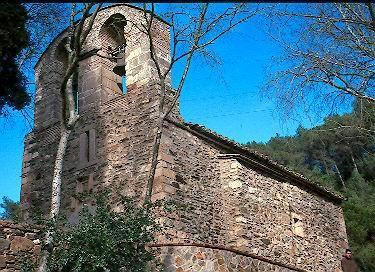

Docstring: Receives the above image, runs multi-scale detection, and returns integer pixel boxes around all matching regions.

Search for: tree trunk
[350,151,359,173]
[322,159,330,175]
[36,5,100,270]
[144,80,167,203]
[145,117,164,203]
[333,162,346,189]
[38,128,71,272]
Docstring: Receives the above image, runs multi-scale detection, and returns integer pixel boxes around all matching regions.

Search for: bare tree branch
[264,3,375,124]
[140,3,260,203]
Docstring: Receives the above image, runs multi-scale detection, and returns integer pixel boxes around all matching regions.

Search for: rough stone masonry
[14,4,349,272]
[0,220,42,271]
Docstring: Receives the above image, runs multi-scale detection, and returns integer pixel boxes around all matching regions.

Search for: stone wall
[21,82,166,221]
[156,245,300,272]
[0,221,42,272]
[154,121,348,272]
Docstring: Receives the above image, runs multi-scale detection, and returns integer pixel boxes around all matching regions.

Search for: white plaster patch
[235,216,248,223]
[228,179,242,189]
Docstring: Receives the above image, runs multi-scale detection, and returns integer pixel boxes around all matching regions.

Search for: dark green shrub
[48,195,163,272]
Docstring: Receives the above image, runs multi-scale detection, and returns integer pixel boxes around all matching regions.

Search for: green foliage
[0,196,21,222]
[21,259,36,272]
[47,194,162,272]
[0,2,30,115]
[343,171,375,272]
[358,154,375,182]
[346,170,369,196]
[356,244,375,272]
[246,107,375,271]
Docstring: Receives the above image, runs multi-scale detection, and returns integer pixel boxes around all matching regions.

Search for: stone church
[19,4,348,271]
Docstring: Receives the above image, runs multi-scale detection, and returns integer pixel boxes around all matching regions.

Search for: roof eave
[165,118,345,205]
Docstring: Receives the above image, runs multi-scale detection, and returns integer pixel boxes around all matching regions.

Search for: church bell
[110,43,126,76]
[113,52,126,76]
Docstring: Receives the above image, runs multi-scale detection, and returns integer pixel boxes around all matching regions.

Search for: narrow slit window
[85,130,90,162]
[79,129,96,165]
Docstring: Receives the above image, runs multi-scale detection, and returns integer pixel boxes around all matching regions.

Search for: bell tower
[20,4,172,220]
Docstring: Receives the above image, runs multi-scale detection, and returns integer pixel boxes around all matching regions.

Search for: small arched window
[99,14,127,95]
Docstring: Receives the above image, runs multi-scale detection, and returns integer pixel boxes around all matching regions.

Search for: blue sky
[0,3,328,206]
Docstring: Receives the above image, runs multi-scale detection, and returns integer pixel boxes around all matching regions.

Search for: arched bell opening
[99,13,127,94]
[109,43,127,94]
[55,37,69,69]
